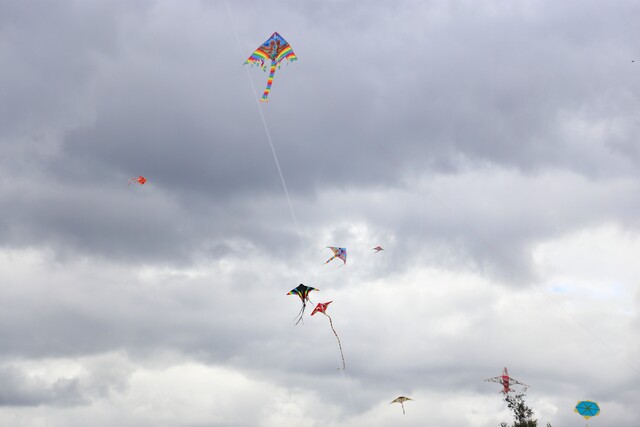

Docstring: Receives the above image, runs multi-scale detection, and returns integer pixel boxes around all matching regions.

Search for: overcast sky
[0,0,639,426]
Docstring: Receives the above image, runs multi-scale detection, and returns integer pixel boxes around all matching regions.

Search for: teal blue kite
[575,401,600,420]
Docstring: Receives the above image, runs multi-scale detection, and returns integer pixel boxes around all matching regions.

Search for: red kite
[128,176,147,186]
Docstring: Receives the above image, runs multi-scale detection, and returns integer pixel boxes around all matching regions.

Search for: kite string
[422,186,640,376]
[253,90,304,248]
[223,0,304,249]
[325,313,346,371]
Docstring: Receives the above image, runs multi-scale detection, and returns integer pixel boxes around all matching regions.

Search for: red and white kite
[484,367,529,394]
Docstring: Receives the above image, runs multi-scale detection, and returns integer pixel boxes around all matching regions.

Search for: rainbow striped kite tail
[260,81,271,101]
[260,60,277,102]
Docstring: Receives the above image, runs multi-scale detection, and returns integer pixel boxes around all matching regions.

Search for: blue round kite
[575,400,600,419]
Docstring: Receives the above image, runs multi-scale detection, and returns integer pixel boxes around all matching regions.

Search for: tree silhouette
[499,392,552,427]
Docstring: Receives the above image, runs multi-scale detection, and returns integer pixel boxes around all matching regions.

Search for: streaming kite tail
[325,313,346,370]
[401,402,406,415]
[294,303,306,325]
[260,60,277,102]
[324,255,336,265]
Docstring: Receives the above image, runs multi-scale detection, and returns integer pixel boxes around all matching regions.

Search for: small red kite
[128,176,147,186]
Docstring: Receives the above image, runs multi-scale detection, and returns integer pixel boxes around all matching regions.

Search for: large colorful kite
[324,247,347,267]
[244,32,297,102]
[311,301,346,370]
[389,396,413,415]
[287,284,318,325]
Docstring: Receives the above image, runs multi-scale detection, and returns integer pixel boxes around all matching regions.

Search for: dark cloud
[0,366,86,407]
[1,0,638,270]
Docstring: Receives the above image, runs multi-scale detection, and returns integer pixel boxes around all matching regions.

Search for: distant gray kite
[390,396,413,415]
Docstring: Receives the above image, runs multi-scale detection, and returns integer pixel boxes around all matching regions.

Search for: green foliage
[499,392,551,427]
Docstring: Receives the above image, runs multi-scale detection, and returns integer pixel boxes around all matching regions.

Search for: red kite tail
[325,313,345,370]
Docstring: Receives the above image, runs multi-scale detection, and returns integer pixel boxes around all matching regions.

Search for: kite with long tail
[244,32,297,102]
[287,284,318,325]
[311,301,346,370]
[324,247,347,268]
